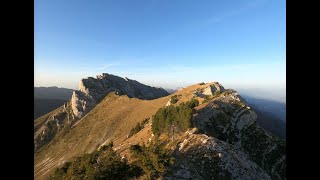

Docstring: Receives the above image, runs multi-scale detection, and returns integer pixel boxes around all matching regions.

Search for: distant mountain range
[164,88,177,94]
[34,86,74,100]
[34,87,74,119]
[235,89,286,139]
[242,96,286,121]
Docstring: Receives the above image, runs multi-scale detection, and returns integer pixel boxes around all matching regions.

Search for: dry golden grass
[34,82,218,180]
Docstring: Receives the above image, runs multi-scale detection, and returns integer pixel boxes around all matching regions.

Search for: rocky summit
[34,74,286,180]
[71,73,169,118]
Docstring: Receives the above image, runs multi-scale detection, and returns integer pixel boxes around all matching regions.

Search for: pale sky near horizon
[35,0,286,91]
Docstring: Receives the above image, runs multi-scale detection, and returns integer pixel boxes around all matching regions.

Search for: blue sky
[35,0,286,90]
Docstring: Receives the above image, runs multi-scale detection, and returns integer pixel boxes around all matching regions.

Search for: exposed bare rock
[193,89,286,179]
[166,100,171,106]
[193,89,256,144]
[193,82,225,98]
[71,90,97,118]
[165,132,271,180]
[202,82,225,96]
[71,73,169,119]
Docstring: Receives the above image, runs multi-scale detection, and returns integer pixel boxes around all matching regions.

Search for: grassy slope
[34,82,219,180]
[34,93,168,179]
[34,106,63,133]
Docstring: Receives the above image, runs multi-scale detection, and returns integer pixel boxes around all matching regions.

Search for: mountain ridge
[34,73,169,153]
[34,74,286,180]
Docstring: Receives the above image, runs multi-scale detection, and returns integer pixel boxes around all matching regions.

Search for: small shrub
[128,118,150,138]
[100,140,113,151]
[152,99,199,136]
[141,118,149,126]
[204,95,212,100]
[203,99,210,103]
[214,91,222,96]
[130,142,174,179]
[170,95,179,104]
[128,123,141,138]
[186,98,199,109]
[50,142,142,180]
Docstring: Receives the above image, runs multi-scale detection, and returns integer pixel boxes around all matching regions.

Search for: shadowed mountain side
[34,98,68,119]
[34,87,74,119]
[240,95,286,121]
[240,96,286,139]
[34,87,74,100]
[253,107,286,139]
[164,88,177,94]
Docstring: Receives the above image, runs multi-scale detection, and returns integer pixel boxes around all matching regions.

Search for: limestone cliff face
[194,82,225,97]
[71,73,169,118]
[202,82,225,95]
[71,90,97,119]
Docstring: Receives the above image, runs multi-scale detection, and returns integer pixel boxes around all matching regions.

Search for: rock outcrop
[194,82,225,97]
[194,89,255,145]
[165,130,271,180]
[71,73,169,118]
[202,82,225,95]
[193,89,286,179]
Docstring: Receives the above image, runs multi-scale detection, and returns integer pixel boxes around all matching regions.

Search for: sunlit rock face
[71,73,169,119]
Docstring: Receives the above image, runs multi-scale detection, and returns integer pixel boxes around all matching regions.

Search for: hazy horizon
[35,0,285,91]
[34,72,285,93]
[35,72,286,104]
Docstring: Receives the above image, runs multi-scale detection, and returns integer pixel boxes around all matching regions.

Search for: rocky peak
[71,73,169,119]
[193,82,225,98]
[202,82,225,95]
